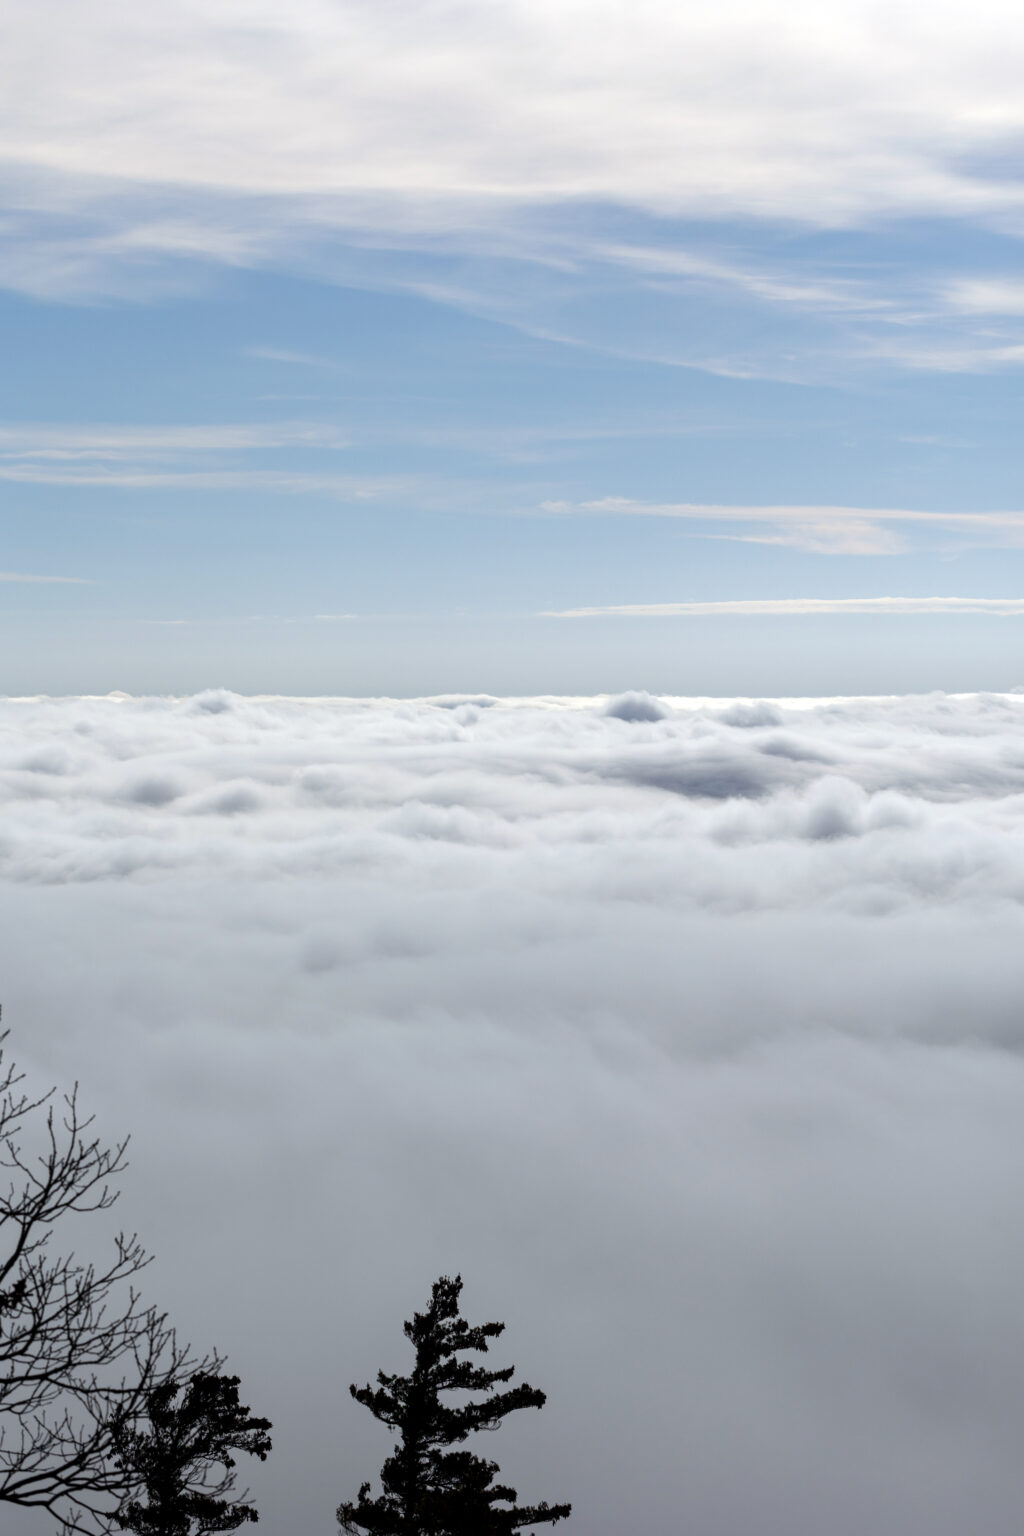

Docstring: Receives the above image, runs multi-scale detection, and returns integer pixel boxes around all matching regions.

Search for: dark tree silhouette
[0,1033,199,1533]
[113,1372,272,1536]
[337,1274,571,1536]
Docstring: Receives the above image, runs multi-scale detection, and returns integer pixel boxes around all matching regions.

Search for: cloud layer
[5,691,1024,1534]
[6,0,1024,380]
[8,0,1024,224]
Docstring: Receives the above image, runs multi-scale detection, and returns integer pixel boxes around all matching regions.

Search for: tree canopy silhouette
[337,1274,571,1536]
[113,1371,272,1536]
[0,1032,199,1533]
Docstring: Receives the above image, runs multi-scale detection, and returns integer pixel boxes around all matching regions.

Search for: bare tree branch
[0,1033,209,1534]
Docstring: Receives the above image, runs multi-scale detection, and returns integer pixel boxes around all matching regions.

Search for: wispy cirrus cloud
[0,465,409,497]
[5,1,1024,378]
[542,498,1024,554]
[0,570,93,583]
[0,417,726,496]
[547,596,1024,618]
[146,613,359,627]
[245,346,344,369]
[594,243,889,315]
[0,420,411,499]
[0,422,351,459]
[942,279,1024,316]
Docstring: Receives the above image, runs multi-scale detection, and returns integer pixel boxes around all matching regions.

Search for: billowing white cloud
[5,692,1024,1534]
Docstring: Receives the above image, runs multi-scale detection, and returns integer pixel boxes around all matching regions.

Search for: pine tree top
[339,1276,571,1536]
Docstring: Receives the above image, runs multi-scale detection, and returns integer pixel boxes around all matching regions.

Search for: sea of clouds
[5,689,1024,1535]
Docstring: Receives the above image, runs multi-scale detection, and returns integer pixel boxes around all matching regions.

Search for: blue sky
[7,0,1024,694]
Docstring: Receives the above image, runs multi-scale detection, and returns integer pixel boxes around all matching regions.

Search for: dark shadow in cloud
[606,740,808,799]
[187,689,236,715]
[120,775,182,807]
[603,691,668,722]
[716,700,784,728]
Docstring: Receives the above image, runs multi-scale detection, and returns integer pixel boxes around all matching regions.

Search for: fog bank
[4,690,1024,1535]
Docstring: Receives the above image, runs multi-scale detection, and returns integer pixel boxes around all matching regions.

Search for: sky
[7,0,1024,692]
[7,689,1024,1535]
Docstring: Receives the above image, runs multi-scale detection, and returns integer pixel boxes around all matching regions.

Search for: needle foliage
[338,1275,570,1536]
[114,1372,272,1536]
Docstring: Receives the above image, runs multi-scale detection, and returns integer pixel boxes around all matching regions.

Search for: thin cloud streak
[0,571,93,584]
[0,418,415,503]
[0,422,352,457]
[548,597,1024,618]
[144,613,360,627]
[0,465,409,497]
[543,499,1024,554]
[245,346,344,369]
[595,242,889,314]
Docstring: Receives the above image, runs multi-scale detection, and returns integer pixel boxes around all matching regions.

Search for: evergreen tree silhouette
[337,1275,571,1535]
[113,1371,272,1536]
